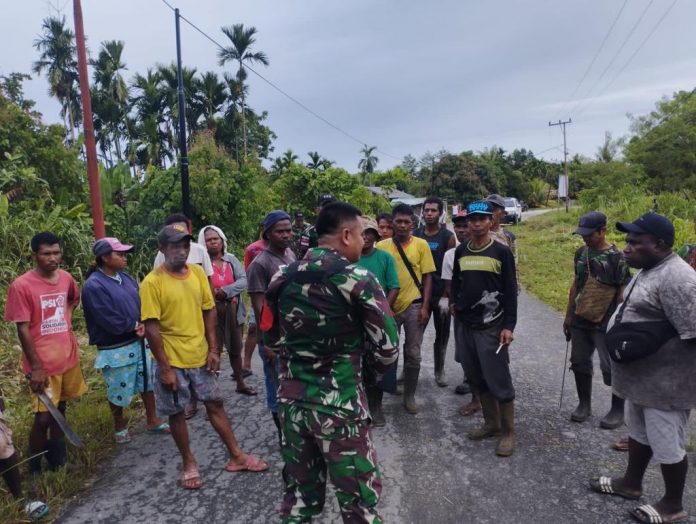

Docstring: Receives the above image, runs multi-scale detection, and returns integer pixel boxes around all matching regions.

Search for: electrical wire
[554,0,628,121]
[575,0,678,118]
[569,0,654,117]
[159,0,402,161]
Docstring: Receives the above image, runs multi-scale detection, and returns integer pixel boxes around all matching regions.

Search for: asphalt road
[57,291,695,523]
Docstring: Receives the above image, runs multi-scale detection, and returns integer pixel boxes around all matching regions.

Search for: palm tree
[33,16,81,141]
[358,145,379,174]
[307,151,334,171]
[90,40,129,163]
[197,72,227,130]
[157,63,201,148]
[218,23,269,158]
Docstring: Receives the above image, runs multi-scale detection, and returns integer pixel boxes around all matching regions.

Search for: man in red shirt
[4,232,86,475]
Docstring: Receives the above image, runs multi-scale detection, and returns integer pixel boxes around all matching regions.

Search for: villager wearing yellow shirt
[377,203,436,414]
[140,224,268,491]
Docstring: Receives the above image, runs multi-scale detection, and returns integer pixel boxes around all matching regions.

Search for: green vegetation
[516,187,696,312]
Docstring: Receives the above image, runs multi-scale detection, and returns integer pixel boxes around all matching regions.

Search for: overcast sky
[3,1,695,170]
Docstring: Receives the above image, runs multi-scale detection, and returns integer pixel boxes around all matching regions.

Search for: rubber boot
[599,394,625,429]
[468,393,501,440]
[368,386,386,427]
[434,345,448,387]
[27,447,43,476]
[570,372,592,422]
[495,401,515,457]
[403,367,420,414]
[45,438,67,471]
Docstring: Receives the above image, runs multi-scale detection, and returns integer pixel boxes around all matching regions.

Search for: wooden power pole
[548,118,572,212]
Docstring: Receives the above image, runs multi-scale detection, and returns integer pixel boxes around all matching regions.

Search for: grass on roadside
[0,334,144,523]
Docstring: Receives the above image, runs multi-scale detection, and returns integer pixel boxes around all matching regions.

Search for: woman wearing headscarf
[198,225,256,396]
[82,237,169,443]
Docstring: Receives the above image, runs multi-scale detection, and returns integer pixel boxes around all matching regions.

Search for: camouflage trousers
[279,403,383,523]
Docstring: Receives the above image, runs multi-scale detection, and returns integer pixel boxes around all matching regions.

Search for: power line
[576,0,678,118]
[159,0,401,161]
[554,0,628,120]
[569,0,654,117]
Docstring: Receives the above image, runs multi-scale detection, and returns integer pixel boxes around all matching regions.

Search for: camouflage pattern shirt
[298,225,318,259]
[571,244,632,329]
[264,247,399,420]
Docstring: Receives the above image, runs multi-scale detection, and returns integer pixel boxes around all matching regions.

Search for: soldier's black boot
[370,387,386,427]
[403,367,420,414]
[599,394,625,429]
[571,372,592,422]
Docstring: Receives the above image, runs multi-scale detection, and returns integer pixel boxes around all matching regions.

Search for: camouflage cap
[361,216,380,237]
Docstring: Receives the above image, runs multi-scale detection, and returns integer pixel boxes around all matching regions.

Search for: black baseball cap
[573,211,607,236]
[486,194,506,209]
[317,194,336,207]
[294,211,305,219]
[158,224,194,245]
[616,212,675,247]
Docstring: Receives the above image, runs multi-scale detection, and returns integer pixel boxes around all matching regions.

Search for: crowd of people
[1,193,694,524]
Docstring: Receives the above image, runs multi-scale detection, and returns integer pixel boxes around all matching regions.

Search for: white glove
[438,297,450,315]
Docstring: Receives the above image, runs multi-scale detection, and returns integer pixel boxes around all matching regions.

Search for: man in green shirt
[355,215,400,426]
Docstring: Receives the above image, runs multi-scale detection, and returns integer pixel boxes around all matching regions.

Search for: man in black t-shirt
[414,197,455,387]
[450,200,517,457]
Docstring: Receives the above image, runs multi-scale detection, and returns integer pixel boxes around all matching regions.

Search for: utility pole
[548,118,572,212]
[73,0,105,239]
[175,8,192,219]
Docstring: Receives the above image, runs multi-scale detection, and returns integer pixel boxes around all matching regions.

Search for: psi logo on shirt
[40,293,68,335]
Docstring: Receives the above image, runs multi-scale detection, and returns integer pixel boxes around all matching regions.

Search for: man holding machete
[4,232,87,476]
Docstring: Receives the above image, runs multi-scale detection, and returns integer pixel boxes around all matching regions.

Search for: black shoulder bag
[393,238,423,295]
[606,275,678,364]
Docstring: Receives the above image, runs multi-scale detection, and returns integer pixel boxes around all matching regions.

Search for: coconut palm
[307,151,334,171]
[218,23,269,158]
[358,145,379,174]
[32,16,81,141]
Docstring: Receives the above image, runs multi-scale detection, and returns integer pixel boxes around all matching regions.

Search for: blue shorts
[152,362,223,417]
[102,359,152,407]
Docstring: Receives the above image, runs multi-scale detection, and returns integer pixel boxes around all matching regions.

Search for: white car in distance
[503,197,522,224]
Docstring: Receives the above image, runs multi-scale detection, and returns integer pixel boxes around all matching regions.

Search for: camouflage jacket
[264,247,399,420]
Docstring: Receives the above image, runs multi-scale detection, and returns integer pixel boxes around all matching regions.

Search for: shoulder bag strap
[614,274,639,324]
[393,238,423,292]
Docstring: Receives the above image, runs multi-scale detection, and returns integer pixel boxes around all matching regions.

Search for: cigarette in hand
[496,343,504,355]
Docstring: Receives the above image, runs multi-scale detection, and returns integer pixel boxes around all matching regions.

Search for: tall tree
[32,16,81,141]
[358,145,379,174]
[197,72,227,130]
[218,24,269,158]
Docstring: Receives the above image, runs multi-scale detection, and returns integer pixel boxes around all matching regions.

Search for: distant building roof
[366,186,416,200]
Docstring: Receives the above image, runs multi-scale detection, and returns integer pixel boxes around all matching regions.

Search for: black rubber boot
[571,372,592,422]
[369,387,386,427]
[434,346,448,387]
[27,447,43,476]
[403,367,420,414]
[45,438,67,471]
[599,394,625,429]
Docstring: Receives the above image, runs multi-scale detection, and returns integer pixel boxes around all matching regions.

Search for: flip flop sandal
[25,501,49,520]
[180,468,203,490]
[147,422,171,434]
[458,403,481,417]
[589,476,642,500]
[612,437,629,452]
[113,429,131,444]
[225,454,269,473]
[630,504,688,523]
[235,386,257,396]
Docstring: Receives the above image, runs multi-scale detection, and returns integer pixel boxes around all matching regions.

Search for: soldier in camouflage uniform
[263,202,398,524]
[563,211,631,428]
[298,194,336,259]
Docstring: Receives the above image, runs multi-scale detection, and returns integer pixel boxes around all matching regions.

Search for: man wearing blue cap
[563,211,631,429]
[590,212,696,524]
[449,201,518,457]
[247,210,296,445]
